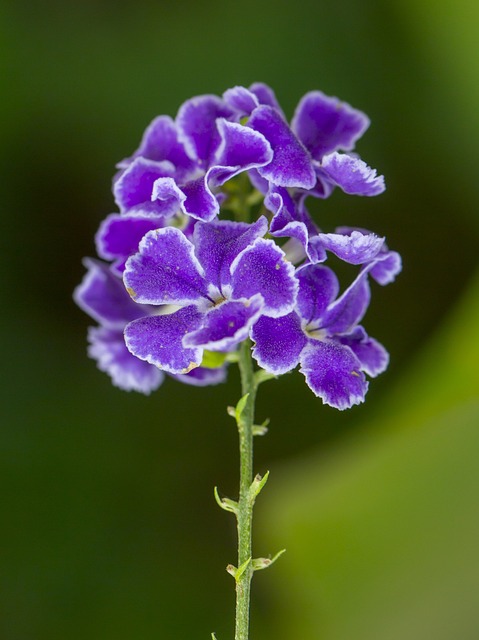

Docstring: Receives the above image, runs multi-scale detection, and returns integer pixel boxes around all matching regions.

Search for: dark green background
[2,0,478,638]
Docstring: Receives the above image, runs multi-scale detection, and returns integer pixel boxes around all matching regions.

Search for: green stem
[235,340,258,640]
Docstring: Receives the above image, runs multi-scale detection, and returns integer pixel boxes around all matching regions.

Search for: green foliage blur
[1,0,478,638]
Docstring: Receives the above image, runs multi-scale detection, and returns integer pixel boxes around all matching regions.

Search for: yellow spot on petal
[181,362,199,374]
[351,371,360,377]
[126,287,136,298]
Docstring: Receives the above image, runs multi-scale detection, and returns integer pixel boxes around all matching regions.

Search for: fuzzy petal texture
[296,264,340,324]
[88,326,164,393]
[370,250,402,285]
[208,119,273,186]
[183,295,264,351]
[249,83,284,117]
[95,213,163,262]
[300,340,368,410]
[230,238,298,317]
[176,94,233,166]
[321,152,385,196]
[251,312,306,374]
[222,86,259,117]
[117,115,196,179]
[320,269,371,335]
[249,106,316,189]
[113,158,175,215]
[180,176,220,222]
[308,230,384,265]
[123,228,208,305]
[193,216,268,288]
[74,259,144,328]
[124,306,204,374]
[292,91,370,159]
[173,365,228,387]
[339,327,389,377]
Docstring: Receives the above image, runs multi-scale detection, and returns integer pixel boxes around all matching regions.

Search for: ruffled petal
[95,213,163,262]
[117,115,196,179]
[113,157,175,215]
[370,250,402,285]
[124,306,204,374]
[300,340,368,410]
[248,105,316,189]
[230,238,298,317]
[208,119,273,186]
[251,313,306,374]
[321,152,385,196]
[296,264,340,324]
[193,216,268,288]
[180,176,220,222]
[320,269,371,335]
[249,83,284,117]
[123,227,208,305]
[291,91,370,159]
[87,326,164,393]
[183,295,264,351]
[74,259,145,328]
[339,327,389,377]
[173,365,228,387]
[308,230,384,265]
[222,86,259,117]
[176,94,233,166]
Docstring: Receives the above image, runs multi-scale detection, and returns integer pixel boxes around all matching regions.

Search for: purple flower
[74,259,226,393]
[122,218,298,374]
[224,84,385,199]
[251,262,390,410]
[114,96,273,223]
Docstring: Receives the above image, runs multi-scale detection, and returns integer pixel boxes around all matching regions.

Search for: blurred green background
[2,0,478,638]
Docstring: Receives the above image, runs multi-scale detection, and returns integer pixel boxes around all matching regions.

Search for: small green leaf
[235,393,250,424]
[253,418,270,436]
[251,470,270,498]
[252,549,286,572]
[235,557,252,582]
[201,350,227,369]
[214,486,239,514]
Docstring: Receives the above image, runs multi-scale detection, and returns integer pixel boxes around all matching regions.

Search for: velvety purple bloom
[74,259,226,393]
[223,84,384,199]
[251,263,389,410]
[115,96,273,223]
[123,218,298,374]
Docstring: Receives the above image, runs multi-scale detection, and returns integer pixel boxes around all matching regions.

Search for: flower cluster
[75,83,400,409]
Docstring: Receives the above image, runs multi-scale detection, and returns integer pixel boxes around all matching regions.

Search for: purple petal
[230,238,298,317]
[193,216,268,288]
[308,230,384,265]
[74,259,145,328]
[248,168,269,194]
[222,86,259,116]
[249,83,284,117]
[291,91,370,159]
[208,119,273,186]
[321,152,385,196]
[251,313,306,374]
[180,176,220,222]
[87,326,164,393]
[300,340,368,410]
[339,327,389,377]
[248,105,316,189]
[320,270,371,335]
[173,365,228,386]
[124,306,204,374]
[117,115,196,179]
[176,94,233,166]
[113,158,175,215]
[123,228,208,305]
[183,295,264,351]
[150,176,189,218]
[95,213,163,262]
[296,264,340,324]
[370,250,402,285]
